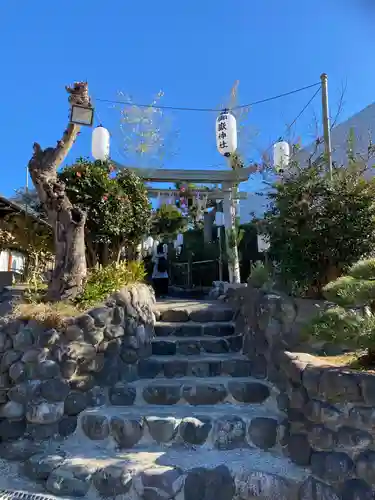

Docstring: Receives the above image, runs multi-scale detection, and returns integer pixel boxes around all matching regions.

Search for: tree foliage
[59,158,151,266]
[151,203,187,241]
[17,159,152,268]
[261,159,375,297]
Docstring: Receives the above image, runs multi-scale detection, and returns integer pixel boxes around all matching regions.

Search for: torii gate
[113,162,256,283]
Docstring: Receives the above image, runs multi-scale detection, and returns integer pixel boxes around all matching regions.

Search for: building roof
[0,195,50,227]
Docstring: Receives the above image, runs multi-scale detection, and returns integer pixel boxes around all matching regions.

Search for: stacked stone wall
[0,284,155,452]
[228,286,375,498]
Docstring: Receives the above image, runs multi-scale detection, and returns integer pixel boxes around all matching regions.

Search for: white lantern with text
[216,111,237,157]
[92,126,110,161]
[273,141,290,173]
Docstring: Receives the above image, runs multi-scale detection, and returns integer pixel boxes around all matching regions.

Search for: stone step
[77,404,286,452]
[154,321,235,337]
[109,376,274,406]
[20,442,309,499]
[151,335,242,355]
[137,353,252,379]
[154,300,234,323]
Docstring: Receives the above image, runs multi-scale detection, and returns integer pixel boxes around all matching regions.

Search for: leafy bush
[248,261,272,289]
[75,261,146,309]
[323,276,375,307]
[305,257,375,363]
[348,258,375,280]
[261,158,375,297]
[303,306,369,347]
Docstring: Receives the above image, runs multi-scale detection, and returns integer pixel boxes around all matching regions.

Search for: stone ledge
[279,351,373,405]
[18,447,309,499]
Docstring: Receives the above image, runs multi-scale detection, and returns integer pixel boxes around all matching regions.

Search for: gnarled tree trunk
[28,82,91,301]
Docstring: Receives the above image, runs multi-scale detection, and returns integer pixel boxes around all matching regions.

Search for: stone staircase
[18,299,309,499]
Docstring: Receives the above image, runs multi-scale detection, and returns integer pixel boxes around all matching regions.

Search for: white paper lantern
[92,126,110,161]
[176,233,184,246]
[216,111,237,157]
[273,141,290,173]
[143,236,154,251]
[215,211,224,227]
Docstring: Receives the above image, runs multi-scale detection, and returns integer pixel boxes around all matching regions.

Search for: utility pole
[321,73,333,180]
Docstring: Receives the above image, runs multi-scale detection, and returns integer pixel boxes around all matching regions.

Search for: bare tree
[28,82,91,301]
[114,90,179,171]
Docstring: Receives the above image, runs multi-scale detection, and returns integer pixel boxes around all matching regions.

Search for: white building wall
[0,251,8,272]
[0,250,25,274]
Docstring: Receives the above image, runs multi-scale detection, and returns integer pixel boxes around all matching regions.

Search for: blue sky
[1,0,375,199]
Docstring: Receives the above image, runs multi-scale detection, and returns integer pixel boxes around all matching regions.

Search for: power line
[94,82,321,113]
[93,85,322,173]
[284,86,322,135]
[262,85,322,156]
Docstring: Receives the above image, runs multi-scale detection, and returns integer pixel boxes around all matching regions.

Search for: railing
[170,259,218,288]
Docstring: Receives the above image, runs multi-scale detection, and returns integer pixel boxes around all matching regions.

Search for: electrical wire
[93,85,322,173]
[262,85,322,156]
[283,86,322,136]
[94,82,321,113]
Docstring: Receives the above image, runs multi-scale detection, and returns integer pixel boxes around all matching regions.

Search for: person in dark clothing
[152,243,169,298]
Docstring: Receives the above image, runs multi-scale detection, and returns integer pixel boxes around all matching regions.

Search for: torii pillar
[222,182,241,283]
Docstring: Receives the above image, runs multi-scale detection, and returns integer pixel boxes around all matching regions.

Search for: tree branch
[53,123,81,166]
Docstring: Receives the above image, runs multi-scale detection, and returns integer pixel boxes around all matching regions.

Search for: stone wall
[0,283,155,447]
[228,286,375,498]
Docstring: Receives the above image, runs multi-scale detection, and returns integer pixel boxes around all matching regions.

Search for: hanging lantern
[92,126,110,161]
[273,141,290,173]
[215,212,225,227]
[143,236,154,251]
[153,240,160,254]
[176,233,184,246]
[216,111,237,157]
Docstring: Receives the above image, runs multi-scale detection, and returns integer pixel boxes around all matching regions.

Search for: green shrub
[248,261,272,289]
[303,306,368,348]
[261,157,375,297]
[348,258,375,280]
[75,260,146,309]
[305,257,375,362]
[323,276,375,307]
